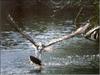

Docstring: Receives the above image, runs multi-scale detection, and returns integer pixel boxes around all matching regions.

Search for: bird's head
[36,42,45,53]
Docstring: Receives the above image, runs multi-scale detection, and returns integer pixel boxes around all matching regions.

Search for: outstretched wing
[8,14,38,47]
[84,26,100,41]
[45,22,90,48]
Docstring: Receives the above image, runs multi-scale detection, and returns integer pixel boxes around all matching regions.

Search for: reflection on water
[0,20,99,74]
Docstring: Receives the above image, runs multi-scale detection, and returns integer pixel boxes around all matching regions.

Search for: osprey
[8,14,93,70]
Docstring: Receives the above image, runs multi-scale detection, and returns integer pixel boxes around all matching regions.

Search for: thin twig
[74,7,83,27]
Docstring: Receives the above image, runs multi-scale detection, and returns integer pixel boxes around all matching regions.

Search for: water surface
[0,19,99,74]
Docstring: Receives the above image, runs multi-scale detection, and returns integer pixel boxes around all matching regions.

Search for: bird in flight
[8,14,94,70]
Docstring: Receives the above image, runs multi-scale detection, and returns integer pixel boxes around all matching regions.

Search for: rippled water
[0,20,99,74]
